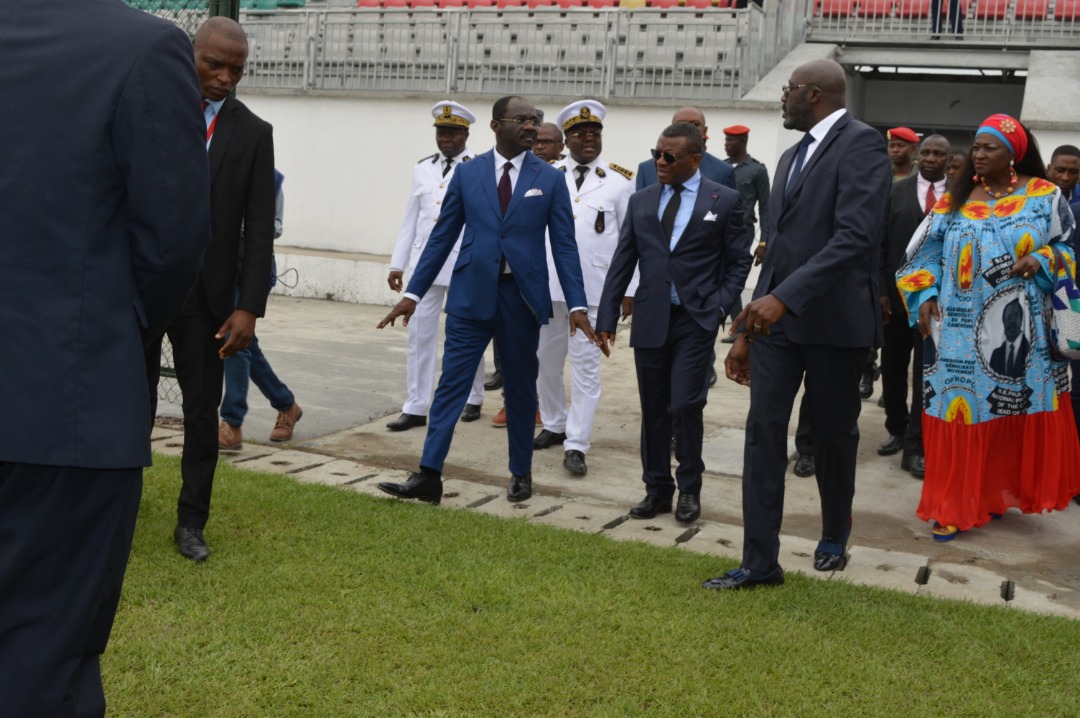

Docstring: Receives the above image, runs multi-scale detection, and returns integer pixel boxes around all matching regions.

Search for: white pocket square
[524,188,543,197]
[703,211,718,222]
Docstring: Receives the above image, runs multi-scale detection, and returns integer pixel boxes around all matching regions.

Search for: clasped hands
[722,294,788,387]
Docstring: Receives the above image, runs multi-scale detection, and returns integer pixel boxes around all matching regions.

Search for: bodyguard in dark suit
[0,0,210,712]
[145,17,276,562]
[635,107,737,191]
[878,135,950,478]
[377,96,597,505]
[597,123,751,524]
[705,59,891,590]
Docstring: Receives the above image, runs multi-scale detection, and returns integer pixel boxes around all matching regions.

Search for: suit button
[574,198,580,203]
[573,214,578,219]
[438,183,445,189]
[435,200,441,205]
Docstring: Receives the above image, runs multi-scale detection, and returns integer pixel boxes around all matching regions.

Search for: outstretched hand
[378,297,417,329]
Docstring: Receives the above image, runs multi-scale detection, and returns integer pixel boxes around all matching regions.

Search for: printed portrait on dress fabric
[977,287,1032,383]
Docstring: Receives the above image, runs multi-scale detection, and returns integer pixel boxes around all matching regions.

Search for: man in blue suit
[0,0,210,713]
[707,59,890,590]
[378,96,598,504]
[636,107,736,191]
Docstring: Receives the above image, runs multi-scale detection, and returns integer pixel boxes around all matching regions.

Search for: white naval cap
[431,100,475,129]
[556,100,606,132]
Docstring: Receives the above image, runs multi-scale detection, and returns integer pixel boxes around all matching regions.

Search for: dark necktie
[1007,344,1015,374]
[786,133,814,199]
[498,161,512,215]
[661,183,683,244]
[443,157,453,178]
[575,165,589,191]
[924,183,936,215]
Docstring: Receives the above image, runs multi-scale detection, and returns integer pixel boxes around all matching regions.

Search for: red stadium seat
[1055,0,1080,19]
[683,0,714,8]
[527,0,557,6]
[818,0,856,17]
[587,0,619,7]
[649,0,681,7]
[1013,0,1049,19]
[437,0,466,6]
[467,0,496,6]
[410,0,437,7]
[858,0,895,17]
[356,0,382,7]
[895,0,929,17]
[496,0,526,7]
[556,0,588,8]
[382,0,408,7]
[974,0,1008,19]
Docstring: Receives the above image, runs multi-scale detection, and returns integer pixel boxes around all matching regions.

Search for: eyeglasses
[781,83,815,95]
[567,130,602,140]
[497,116,541,127]
[534,139,561,146]
[650,148,695,164]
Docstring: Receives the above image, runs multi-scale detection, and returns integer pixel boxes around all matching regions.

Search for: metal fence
[239,2,806,99]
[805,0,1080,48]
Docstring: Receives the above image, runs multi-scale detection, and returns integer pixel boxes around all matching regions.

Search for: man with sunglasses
[377,96,598,506]
[535,100,636,478]
[706,59,890,590]
[597,123,751,525]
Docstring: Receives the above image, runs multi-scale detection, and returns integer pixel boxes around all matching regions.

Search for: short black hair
[661,122,704,155]
[492,96,525,121]
[1051,144,1080,162]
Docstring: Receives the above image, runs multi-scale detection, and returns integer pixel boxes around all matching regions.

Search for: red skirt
[918,396,1080,531]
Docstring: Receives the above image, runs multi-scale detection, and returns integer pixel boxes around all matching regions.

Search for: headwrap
[976,113,1028,163]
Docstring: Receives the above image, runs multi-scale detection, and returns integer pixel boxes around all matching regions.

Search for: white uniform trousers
[402,284,485,416]
[536,301,601,454]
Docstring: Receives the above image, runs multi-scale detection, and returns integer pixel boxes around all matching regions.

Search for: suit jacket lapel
[477,150,502,216]
[207,96,235,182]
[784,113,850,208]
[673,182,718,253]
[776,146,796,213]
[503,152,540,221]
[642,184,665,248]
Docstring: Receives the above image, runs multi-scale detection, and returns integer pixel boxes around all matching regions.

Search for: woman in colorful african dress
[897,114,1080,541]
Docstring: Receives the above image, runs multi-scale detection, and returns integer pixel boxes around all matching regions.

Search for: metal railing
[805,0,1080,48]
[239,2,806,99]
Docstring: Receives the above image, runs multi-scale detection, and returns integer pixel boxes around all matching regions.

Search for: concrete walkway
[154,295,1080,619]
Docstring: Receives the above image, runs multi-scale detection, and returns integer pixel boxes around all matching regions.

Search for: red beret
[723,125,751,136]
[887,127,919,144]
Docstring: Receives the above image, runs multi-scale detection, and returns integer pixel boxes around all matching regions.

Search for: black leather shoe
[533,429,567,449]
[507,473,532,502]
[793,452,815,477]
[702,566,784,590]
[377,468,443,505]
[484,371,503,390]
[563,450,587,476]
[877,395,886,408]
[707,367,718,387]
[720,333,736,344]
[174,526,210,562]
[901,453,926,479]
[813,550,848,572]
[675,493,701,523]
[629,494,673,519]
[859,364,878,399]
[460,403,482,423]
[386,413,426,431]
[877,434,903,456]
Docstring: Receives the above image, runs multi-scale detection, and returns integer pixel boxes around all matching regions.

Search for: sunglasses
[650,148,695,164]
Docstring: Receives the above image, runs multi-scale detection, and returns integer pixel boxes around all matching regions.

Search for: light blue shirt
[203,97,225,152]
[658,170,701,304]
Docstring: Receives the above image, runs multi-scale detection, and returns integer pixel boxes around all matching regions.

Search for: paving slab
[293,458,383,487]
[1008,581,1079,619]
[920,560,1021,608]
[152,437,186,458]
[220,445,281,466]
[469,492,566,520]
[233,449,334,476]
[836,545,928,594]
[438,479,501,510]
[604,515,698,548]
[677,521,744,562]
[779,535,831,581]
[528,499,629,534]
[150,426,182,441]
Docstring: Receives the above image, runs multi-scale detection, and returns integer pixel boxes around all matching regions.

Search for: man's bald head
[799,59,846,105]
[672,107,708,147]
[194,16,248,49]
[781,58,847,132]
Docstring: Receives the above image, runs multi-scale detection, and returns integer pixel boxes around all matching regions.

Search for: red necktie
[498,161,512,215]
[924,184,936,215]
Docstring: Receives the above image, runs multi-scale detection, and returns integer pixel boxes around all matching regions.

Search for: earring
[1009,166,1018,185]
[972,173,980,182]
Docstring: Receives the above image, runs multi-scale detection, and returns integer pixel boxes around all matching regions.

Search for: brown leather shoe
[270,403,302,442]
[218,421,242,452]
[491,406,507,428]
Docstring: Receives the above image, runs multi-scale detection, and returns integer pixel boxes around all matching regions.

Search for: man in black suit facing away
[145,17,276,562]
[597,123,751,524]
[706,59,890,590]
[0,0,210,713]
[878,135,950,479]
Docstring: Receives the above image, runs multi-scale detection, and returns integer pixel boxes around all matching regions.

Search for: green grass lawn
[104,456,1080,717]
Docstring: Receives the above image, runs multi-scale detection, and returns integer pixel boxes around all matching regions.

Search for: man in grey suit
[597,123,750,525]
[0,0,210,712]
[705,59,890,590]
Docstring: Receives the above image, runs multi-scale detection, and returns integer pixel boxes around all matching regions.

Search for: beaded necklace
[977,167,1018,199]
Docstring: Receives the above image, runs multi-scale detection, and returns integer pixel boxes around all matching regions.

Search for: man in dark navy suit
[0,0,210,713]
[706,59,890,590]
[377,96,597,505]
[598,123,751,524]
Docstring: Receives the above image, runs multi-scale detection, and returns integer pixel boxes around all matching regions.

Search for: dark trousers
[931,0,964,33]
[145,290,224,529]
[794,389,813,456]
[633,305,718,498]
[421,276,539,477]
[741,325,865,573]
[881,313,925,457]
[0,463,142,718]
